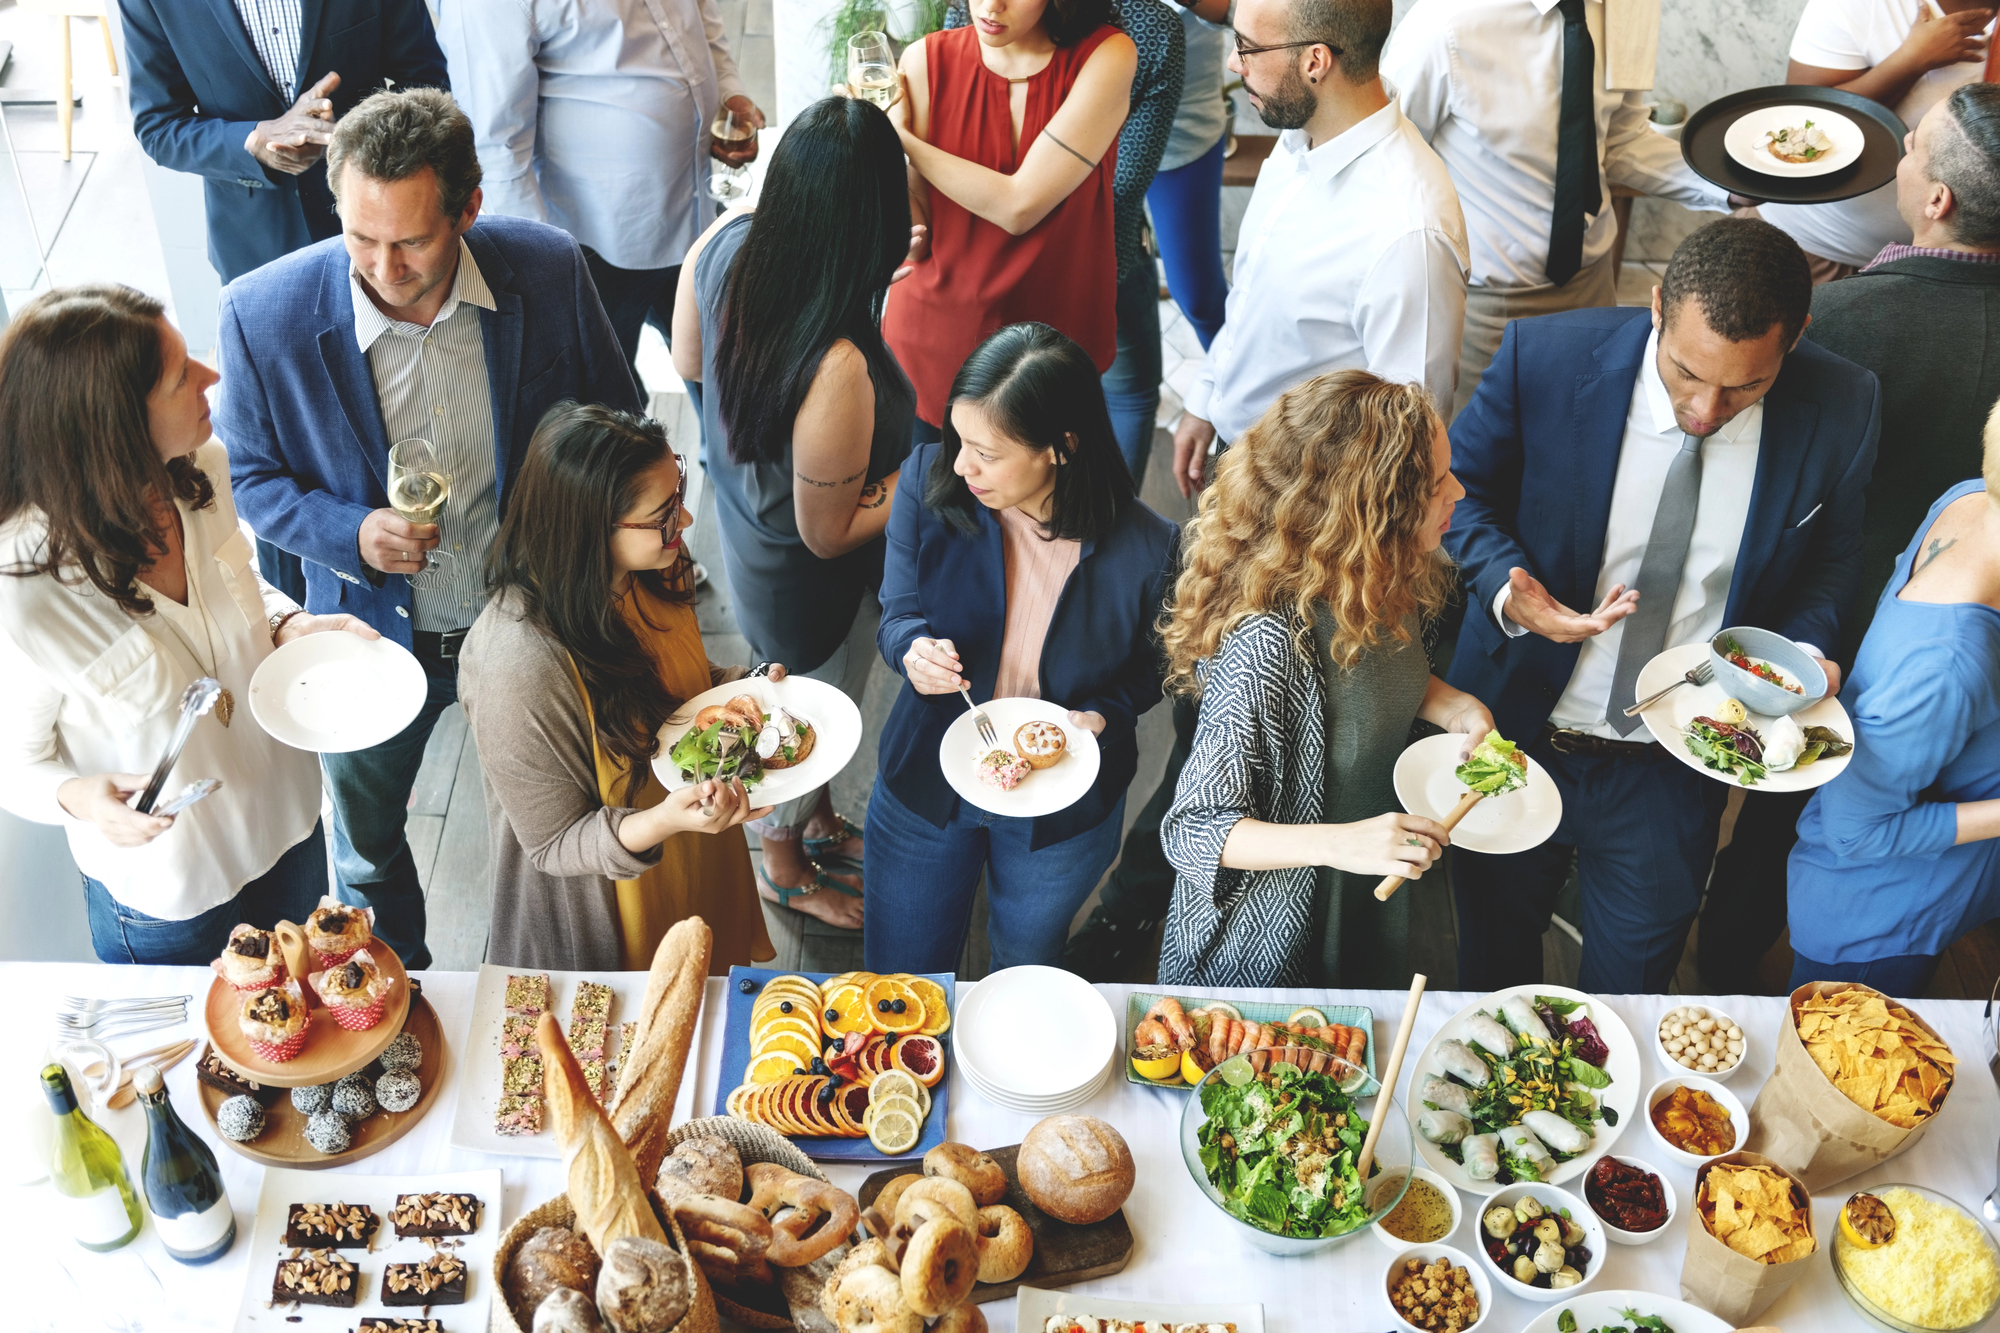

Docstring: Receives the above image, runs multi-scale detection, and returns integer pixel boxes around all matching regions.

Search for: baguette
[539,1013,667,1254]
[609,916,713,1184]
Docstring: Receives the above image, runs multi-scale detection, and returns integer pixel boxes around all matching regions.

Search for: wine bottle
[41,1063,142,1252]
[134,1065,235,1264]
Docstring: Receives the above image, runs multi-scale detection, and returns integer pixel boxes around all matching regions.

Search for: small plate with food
[1635,642,1854,792]
[651,674,862,806]
[1724,104,1864,177]
[940,697,1101,818]
[1521,1290,1732,1333]
[1394,731,1563,855]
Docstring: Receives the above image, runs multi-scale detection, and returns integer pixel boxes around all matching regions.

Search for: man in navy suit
[1442,217,1880,993]
[218,89,640,968]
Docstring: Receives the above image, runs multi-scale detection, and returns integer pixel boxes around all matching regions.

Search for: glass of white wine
[387,437,454,589]
[709,105,757,203]
[847,32,897,108]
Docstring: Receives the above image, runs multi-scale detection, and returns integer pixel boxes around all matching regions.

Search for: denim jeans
[1102,257,1164,481]
[1148,134,1229,350]
[318,649,458,970]
[83,822,329,965]
[1787,950,1940,997]
[861,775,1125,973]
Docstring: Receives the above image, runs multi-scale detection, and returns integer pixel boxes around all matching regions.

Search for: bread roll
[597,1235,693,1333]
[539,1014,667,1253]
[655,1135,743,1203]
[508,1225,602,1312]
[532,1287,607,1333]
[1016,1115,1133,1225]
[609,918,713,1184]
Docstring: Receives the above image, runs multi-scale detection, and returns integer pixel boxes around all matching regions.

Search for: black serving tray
[1682,84,1907,205]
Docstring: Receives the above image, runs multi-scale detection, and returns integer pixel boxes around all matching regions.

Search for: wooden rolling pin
[1375,790,1484,901]
[1355,972,1427,1183]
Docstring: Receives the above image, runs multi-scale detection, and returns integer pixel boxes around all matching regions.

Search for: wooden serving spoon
[1355,972,1427,1183]
[1374,790,1485,901]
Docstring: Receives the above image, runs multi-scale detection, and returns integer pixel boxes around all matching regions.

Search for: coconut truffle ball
[216,1094,265,1142]
[378,1031,422,1074]
[375,1069,421,1113]
[331,1072,376,1119]
[305,1110,353,1154]
[291,1082,334,1115]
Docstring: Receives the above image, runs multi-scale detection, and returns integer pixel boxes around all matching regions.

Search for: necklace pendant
[215,688,234,728]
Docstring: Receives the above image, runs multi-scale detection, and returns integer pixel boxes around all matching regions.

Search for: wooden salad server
[1374,790,1485,902]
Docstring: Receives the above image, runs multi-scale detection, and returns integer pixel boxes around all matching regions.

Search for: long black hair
[487,402,694,802]
[926,322,1133,542]
[714,97,911,468]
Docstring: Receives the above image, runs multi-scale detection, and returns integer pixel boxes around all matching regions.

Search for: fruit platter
[714,965,952,1162]
[1123,991,1377,1095]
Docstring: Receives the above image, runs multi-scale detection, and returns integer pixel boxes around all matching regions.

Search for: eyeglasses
[1232,35,1342,60]
[611,451,690,546]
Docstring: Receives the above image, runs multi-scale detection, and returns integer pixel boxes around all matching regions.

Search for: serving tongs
[135,677,223,814]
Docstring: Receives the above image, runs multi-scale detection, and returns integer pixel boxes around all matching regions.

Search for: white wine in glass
[848,32,897,108]
[709,106,757,203]
[387,437,456,585]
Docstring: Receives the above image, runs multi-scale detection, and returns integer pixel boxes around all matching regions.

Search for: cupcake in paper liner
[211,924,286,993]
[304,897,374,966]
[309,949,396,1031]
[239,981,310,1062]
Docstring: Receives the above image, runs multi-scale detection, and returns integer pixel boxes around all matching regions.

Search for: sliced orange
[865,978,927,1033]
[750,1029,818,1070]
[726,1084,755,1119]
[746,1050,806,1084]
[751,1013,822,1049]
[770,1080,810,1136]
[822,983,874,1037]
[908,978,952,1035]
[890,1034,946,1086]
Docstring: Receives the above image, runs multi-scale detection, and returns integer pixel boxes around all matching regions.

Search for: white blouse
[0,442,323,921]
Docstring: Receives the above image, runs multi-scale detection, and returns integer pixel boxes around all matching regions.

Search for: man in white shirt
[1442,218,1879,993]
[1382,0,1730,416]
[1170,0,1468,497]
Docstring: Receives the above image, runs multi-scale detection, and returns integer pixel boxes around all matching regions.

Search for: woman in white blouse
[0,285,375,964]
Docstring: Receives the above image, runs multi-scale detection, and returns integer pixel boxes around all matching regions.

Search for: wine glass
[387,437,455,589]
[709,106,757,203]
[847,32,897,108]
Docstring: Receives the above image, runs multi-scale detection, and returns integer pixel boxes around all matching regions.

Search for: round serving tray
[202,922,413,1087]
[1682,84,1906,204]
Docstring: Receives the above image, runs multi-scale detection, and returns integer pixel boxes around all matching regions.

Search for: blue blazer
[118,0,447,283]
[876,445,1181,849]
[1443,306,1880,742]
[217,214,641,645]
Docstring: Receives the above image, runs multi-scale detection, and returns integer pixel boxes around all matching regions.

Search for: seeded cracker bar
[272,1249,358,1307]
[500,1015,538,1058]
[616,1021,637,1063]
[494,1093,543,1136]
[359,1322,446,1333]
[568,1017,607,1060]
[390,1191,481,1238]
[283,1201,379,1249]
[382,1253,468,1307]
[571,980,612,1024]
[501,1055,543,1096]
[581,1058,607,1103]
[503,972,550,1017]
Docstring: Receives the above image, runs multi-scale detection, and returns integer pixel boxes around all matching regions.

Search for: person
[1382,0,1730,419]
[1755,0,1994,281]
[1172,0,1469,497]
[669,97,917,931]
[1443,217,1880,994]
[118,0,449,604]
[1699,85,2000,989]
[1157,370,1494,987]
[880,0,1139,435]
[218,89,640,970]
[1148,0,1232,355]
[458,404,773,972]
[438,0,766,387]
[864,323,1179,973]
[0,286,376,965]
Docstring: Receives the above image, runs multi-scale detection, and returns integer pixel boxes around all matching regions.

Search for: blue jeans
[1148,135,1229,350]
[318,649,458,970]
[862,776,1125,973]
[84,822,328,965]
[1103,256,1163,480]
[1788,950,1940,997]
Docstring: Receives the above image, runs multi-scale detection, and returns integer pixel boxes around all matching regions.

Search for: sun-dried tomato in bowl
[1586,1157,1669,1233]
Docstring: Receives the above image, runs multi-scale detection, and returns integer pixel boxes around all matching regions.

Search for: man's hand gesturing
[246,72,341,175]
[1501,566,1641,643]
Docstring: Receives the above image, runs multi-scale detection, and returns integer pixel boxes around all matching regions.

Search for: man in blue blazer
[218,89,639,969]
[1442,217,1880,994]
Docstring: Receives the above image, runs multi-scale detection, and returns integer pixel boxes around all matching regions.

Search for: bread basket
[667,1116,833,1331]
[491,1187,720,1333]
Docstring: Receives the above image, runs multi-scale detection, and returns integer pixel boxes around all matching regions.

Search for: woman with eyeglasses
[458,402,777,972]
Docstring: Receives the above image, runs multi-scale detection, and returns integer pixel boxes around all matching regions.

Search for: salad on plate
[1196,1057,1369,1238]
[1558,1313,1677,1333]
[667,693,814,789]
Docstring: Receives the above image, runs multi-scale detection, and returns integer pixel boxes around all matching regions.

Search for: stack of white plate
[953,965,1117,1114]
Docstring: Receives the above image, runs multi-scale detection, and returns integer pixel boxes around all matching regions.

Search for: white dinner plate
[651,675,861,807]
[1522,1290,1732,1333]
[1014,1286,1266,1333]
[954,965,1116,1100]
[940,696,1101,818]
[1724,104,1865,177]
[248,632,427,753]
[1636,643,1855,792]
[1393,732,1563,854]
[1410,984,1640,1195]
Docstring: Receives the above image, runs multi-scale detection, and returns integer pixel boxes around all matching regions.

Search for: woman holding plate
[865,323,1179,973]
[459,403,776,972]
[1157,370,1494,988]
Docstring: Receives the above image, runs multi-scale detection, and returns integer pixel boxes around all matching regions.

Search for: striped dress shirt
[232,0,304,100]
[351,240,498,632]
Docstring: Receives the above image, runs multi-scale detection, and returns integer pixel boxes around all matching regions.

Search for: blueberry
[737,977,756,993]
[779,1000,793,1014]
[827,1073,843,1089]
[811,1057,828,1075]
[825,1008,841,1024]
[817,1083,835,1104]
[794,1066,807,1076]
[876,998,892,1013]
[883,1034,897,1049]
[891,998,907,1014]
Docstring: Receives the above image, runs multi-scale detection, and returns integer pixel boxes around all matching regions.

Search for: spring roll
[1465,1012,1516,1058]
[1421,1074,1476,1118]
[1501,995,1553,1044]
[1434,1039,1490,1087]
[1461,1132,1502,1181]
[1418,1109,1473,1144]
[1521,1109,1592,1156]
[1500,1123,1554,1179]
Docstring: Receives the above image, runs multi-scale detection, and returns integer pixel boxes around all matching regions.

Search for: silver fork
[1622,661,1715,718]
[958,686,998,750]
[58,996,188,1028]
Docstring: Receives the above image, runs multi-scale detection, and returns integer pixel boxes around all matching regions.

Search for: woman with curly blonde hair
[1157,369,1496,987]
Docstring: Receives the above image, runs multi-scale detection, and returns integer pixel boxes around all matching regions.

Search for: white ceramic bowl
[1470,1182,1606,1305]
[1652,1003,1746,1080]
[1369,1165,1464,1251]
[1642,1075,1748,1169]
[1580,1155,1678,1246]
[1384,1244,1492,1333]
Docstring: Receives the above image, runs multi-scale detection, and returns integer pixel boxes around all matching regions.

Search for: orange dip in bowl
[1651,1085,1735,1156]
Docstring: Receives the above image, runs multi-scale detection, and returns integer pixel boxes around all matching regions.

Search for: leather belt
[412,628,469,662]
[1538,724,1660,759]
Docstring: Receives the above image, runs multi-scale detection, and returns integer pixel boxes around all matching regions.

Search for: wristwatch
[269,609,305,640]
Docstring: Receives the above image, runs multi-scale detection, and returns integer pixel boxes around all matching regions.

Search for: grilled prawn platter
[1123,991,1378,1094]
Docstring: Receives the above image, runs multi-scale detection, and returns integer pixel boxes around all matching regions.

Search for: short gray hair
[1286,0,1392,81]
[1931,84,2000,249]
[327,87,481,222]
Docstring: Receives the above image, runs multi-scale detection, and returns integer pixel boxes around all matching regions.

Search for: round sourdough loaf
[1015,1115,1133,1225]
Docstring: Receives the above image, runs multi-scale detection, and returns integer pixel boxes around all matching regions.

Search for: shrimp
[1236,1021,1264,1057]
[1208,1017,1232,1066]
[1144,996,1196,1051]
[1307,1049,1330,1075]
[1134,1017,1171,1050]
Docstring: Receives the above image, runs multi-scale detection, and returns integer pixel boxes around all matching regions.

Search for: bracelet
[269,609,306,640]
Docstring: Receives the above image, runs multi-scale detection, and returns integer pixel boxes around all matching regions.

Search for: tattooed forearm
[797,466,867,488]
[1915,536,1957,575]
[858,481,890,509]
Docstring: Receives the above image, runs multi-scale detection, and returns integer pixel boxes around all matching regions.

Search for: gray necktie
[1606,431,1704,735]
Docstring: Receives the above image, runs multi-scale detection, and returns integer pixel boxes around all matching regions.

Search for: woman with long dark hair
[670,95,918,930]
[864,323,1178,972]
[458,403,774,972]
[0,285,373,964]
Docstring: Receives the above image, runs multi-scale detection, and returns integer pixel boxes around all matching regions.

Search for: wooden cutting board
[858,1144,1133,1304]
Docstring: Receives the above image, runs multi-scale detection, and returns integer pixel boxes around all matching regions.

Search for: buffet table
[5,963,1996,1333]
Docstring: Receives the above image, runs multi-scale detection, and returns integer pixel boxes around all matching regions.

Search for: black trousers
[1096,693,1200,922]
[1696,787,1810,991]
[581,247,682,391]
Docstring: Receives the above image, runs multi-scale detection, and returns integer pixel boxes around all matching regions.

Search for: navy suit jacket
[119,0,447,283]
[217,214,641,646]
[1442,306,1881,742]
[876,445,1181,849]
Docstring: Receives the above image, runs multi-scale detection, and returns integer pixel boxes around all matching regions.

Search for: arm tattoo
[1041,127,1096,167]
[1915,536,1957,575]
[796,466,867,488]
[858,481,890,509]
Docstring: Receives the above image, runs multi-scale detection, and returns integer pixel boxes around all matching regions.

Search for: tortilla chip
[1698,1164,1814,1265]
[1795,987,1955,1125]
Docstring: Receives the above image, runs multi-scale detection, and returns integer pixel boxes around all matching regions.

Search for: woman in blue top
[1787,461,2000,995]
[865,323,1180,973]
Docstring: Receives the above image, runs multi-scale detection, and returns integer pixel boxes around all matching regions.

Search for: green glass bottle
[41,1063,142,1251]
[134,1065,235,1263]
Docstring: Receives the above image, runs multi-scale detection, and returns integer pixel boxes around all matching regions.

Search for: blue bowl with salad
[1709,626,1826,718]
[1178,1046,1414,1257]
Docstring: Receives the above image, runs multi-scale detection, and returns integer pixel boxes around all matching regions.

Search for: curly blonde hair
[1162,369,1455,695]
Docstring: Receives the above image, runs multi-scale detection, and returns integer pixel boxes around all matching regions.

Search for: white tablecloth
[5,964,1997,1332]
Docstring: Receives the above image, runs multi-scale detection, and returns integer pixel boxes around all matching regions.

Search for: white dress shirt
[438,0,747,272]
[1383,0,1729,291]
[1184,93,1469,441]
[0,444,322,920]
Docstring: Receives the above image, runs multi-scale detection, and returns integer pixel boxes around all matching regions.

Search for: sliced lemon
[1203,1001,1243,1021]
[868,1106,922,1154]
[1131,1050,1181,1081]
[868,1068,926,1111]
[746,1050,807,1084]
[867,1089,925,1121]
[1287,1007,1328,1029]
[907,978,952,1035]
[1180,1049,1212,1086]
[1840,1193,1896,1249]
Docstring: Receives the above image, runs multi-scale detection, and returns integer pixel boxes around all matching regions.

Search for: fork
[958,686,998,750]
[1622,661,1714,718]
[58,996,188,1023]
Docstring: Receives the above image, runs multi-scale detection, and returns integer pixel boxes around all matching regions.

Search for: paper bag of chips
[1744,982,1957,1192]
[1679,1152,1817,1325]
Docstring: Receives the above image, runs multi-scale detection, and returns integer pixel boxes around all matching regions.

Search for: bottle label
[54,1185,135,1245]
[154,1194,234,1254]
